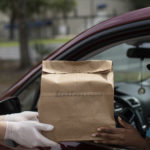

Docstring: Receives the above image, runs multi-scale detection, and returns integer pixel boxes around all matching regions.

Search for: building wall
[57,0,132,35]
[76,0,132,16]
[0,0,133,40]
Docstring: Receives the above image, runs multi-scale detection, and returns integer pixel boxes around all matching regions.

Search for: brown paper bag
[38,60,115,142]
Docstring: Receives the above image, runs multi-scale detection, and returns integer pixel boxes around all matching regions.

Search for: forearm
[0,116,5,121]
[0,122,6,140]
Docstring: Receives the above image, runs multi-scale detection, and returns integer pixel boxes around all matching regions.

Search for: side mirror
[0,97,21,115]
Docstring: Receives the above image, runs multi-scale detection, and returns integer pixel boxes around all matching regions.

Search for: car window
[88,38,150,135]
[88,42,150,83]
[17,37,150,112]
[18,77,40,111]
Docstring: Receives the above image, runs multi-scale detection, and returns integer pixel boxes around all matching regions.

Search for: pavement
[0,60,29,94]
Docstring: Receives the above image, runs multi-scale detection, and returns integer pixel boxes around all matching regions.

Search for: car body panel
[0,142,116,150]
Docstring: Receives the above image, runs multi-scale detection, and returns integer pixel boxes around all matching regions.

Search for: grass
[0,37,72,47]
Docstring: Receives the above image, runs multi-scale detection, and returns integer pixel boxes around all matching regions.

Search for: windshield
[89,42,150,83]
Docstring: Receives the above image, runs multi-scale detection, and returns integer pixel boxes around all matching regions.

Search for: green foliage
[26,0,51,16]
[48,0,76,15]
[130,0,150,9]
[0,0,76,17]
[0,0,14,14]
[0,0,50,16]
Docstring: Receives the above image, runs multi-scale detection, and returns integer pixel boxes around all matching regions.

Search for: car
[1,7,150,150]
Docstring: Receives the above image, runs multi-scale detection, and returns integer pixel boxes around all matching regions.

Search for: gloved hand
[5,111,38,122]
[4,121,59,148]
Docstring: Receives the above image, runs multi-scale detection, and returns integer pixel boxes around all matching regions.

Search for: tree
[13,0,51,68]
[130,0,150,9]
[0,0,76,68]
[14,0,31,68]
[0,0,31,68]
[49,0,76,35]
[0,0,51,40]
[0,0,52,68]
[0,0,16,40]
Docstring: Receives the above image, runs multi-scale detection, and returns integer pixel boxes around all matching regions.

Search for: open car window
[18,77,40,111]
[87,36,150,137]
[17,36,150,111]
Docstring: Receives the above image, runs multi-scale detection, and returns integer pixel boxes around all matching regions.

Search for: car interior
[88,36,150,138]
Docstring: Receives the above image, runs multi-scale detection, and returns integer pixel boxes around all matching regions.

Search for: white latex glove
[4,121,59,148]
[5,111,38,122]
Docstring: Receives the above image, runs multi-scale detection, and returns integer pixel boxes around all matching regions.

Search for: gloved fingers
[21,111,38,117]
[35,122,54,131]
[4,121,57,148]
[22,111,39,121]
[28,111,39,121]
[17,145,38,150]
[5,111,39,122]
[22,111,38,117]
[37,132,59,148]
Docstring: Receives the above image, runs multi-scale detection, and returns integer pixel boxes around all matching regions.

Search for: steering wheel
[114,95,146,137]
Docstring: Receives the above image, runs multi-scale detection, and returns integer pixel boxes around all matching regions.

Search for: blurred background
[0,0,149,94]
